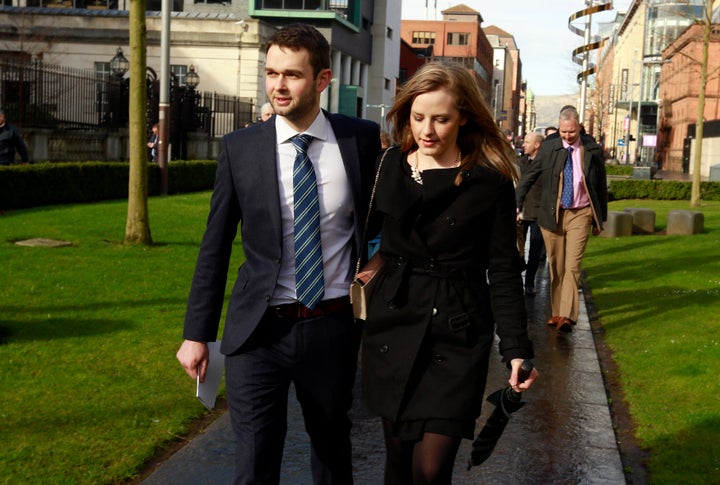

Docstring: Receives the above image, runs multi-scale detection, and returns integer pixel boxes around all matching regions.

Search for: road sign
[618,139,625,146]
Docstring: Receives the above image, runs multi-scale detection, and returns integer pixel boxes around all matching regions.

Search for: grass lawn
[1,194,719,483]
[584,200,720,483]
[0,193,241,484]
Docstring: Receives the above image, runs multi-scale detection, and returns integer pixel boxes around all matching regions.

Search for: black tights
[382,418,462,485]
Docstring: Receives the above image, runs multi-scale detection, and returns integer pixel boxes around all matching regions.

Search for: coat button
[433,354,446,362]
[265,295,271,302]
[388,301,397,310]
[380,345,389,353]
[445,216,456,226]
[432,307,438,316]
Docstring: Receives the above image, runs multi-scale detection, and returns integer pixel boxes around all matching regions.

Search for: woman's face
[409,87,466,161]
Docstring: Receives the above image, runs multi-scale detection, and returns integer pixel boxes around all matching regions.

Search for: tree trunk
[124,0,153,244]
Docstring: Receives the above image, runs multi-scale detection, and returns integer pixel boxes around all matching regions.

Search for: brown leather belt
[270,296,351,319]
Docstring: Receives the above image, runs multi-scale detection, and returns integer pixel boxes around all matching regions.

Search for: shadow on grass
[0,316,136,343]
[644,416,720,482]
[0,296,185,315]
[585,284,718,331]
[0,296,188,343]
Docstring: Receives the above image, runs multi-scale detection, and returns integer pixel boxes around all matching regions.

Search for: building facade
[399,4,494,101]
[0,0,399,134]
[661,22,720,175]
[593,0,708,170]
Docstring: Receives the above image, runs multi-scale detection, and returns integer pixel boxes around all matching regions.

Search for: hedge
[3,162,719,210]
[0,161,217,210]
[608,179,720,201]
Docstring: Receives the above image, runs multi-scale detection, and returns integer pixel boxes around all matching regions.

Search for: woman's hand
[355,252,384,284]
[508,358,539,393]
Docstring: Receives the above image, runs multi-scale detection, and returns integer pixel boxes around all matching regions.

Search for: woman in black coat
[357,63,538,484]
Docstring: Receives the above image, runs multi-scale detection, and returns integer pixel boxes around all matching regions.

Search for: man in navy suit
[176,24,380,484]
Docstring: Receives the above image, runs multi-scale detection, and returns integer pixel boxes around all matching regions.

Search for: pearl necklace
[410,150,461,185]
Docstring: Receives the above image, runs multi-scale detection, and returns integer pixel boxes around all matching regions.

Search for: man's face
[559,118,580,145]
[265,45,330,131]
[522,135,539,158]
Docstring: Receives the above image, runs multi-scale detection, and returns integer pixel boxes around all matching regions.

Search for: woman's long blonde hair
[386,62,517,185]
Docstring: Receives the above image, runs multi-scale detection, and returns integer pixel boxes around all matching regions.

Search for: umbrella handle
[508,359,534,402]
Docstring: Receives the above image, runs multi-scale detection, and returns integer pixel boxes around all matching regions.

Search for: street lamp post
[108,47,129,129]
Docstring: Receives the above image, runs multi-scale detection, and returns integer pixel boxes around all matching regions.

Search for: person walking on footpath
[356,62,538,484]
[515,131,546,296]
[0,109,29,165]
[515,107,607,332]
[176,23,381,485]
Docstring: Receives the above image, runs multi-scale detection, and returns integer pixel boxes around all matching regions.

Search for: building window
[258,0,323,9]
[171,65,188,87]
[412,31,436,45]
[386,27,393,39]
[447,32,470,46]
[95,61,111,115]
[384,78,391,90]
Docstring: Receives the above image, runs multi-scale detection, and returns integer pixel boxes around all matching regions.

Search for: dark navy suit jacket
[183,112,380,355]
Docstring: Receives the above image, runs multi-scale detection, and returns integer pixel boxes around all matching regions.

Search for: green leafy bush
[608,180,720,201]
[604,164,634,176]
[0,160,217,210]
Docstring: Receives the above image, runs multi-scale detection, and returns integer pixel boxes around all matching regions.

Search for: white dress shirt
[271,111,354,305]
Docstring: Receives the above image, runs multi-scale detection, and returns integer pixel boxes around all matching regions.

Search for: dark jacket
[515,154,542,222]
[0,123,29,165]
[183,111,380,355]
[362,147,533,423]
[516,135,607,231]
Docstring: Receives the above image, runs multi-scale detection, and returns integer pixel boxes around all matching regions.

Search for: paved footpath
[143,265,626,484]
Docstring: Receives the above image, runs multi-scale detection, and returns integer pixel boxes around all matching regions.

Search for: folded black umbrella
[467,359,534,469]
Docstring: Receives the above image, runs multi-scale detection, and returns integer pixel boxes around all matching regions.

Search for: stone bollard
[601,211,633,237]
[623,208,656,235]
[666,210,704,235]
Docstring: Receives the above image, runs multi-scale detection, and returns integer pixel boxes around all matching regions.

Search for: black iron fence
[0,58,255,143]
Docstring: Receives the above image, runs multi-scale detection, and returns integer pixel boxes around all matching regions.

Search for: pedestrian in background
[357,62,537,484]
[0,109,29,165]
[515,131,546,296]
[260,101,275,122]
[176,23,380,484]
[516,106,607,332]
[146,123,159,162]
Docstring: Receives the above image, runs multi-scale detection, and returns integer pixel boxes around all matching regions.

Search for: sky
[400,0,633,96]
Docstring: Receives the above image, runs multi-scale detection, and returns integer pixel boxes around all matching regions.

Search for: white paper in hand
[196,340,224,410]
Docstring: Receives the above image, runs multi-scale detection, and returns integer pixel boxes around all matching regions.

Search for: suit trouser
[225,307,361,485]
[541,206,593,322]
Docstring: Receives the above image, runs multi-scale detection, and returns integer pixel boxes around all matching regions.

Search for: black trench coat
[362,147,534,428]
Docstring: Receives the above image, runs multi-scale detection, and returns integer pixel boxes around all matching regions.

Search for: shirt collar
[562,137,581,151]
[275,110,329,145]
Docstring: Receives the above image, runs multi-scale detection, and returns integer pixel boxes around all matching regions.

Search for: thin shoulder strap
[355,146,392,275]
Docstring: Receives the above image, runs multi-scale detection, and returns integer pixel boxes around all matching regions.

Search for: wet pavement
[142,263,625,484]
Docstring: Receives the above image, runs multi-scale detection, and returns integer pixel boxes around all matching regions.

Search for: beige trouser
[541,206,593,322]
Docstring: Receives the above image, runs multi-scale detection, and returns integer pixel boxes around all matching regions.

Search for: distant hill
[533,94,578,130]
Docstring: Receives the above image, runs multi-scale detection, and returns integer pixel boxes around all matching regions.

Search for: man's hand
[177,340,210,383]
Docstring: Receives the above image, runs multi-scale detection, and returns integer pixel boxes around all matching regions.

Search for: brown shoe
[547,316,560,326]
[556,317,573,332]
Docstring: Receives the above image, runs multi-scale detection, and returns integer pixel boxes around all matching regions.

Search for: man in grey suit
[176,24,381,484]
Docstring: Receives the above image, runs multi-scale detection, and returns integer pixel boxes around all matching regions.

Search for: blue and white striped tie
[291,134,324,310]
[561,146,574,208]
